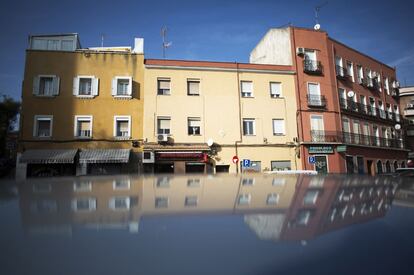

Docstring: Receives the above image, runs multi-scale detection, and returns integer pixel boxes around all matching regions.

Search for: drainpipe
[235,62,243,174]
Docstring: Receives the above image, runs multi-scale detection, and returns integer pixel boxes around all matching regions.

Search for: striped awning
[20,149,78,164]
[79,149,130,164]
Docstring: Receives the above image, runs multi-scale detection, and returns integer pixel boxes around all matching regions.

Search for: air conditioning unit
[142,151,155,163]
[296,47,305,55]
[157,134,168,142]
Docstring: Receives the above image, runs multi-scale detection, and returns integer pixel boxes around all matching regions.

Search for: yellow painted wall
[20,50,144,151]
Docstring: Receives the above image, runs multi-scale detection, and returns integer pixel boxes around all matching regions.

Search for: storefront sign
[308,145,334,154]
[337,145,347,153]
[156,152,207,162]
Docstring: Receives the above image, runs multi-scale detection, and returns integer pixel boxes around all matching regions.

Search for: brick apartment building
[250,26,408,175]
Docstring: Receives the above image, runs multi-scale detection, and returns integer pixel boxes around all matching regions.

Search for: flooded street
[1,174,414,275]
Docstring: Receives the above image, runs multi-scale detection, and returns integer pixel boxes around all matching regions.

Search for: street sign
[242,159,251,167]
[232,156,239,164]
[308,156,316,164]
[337,145,347,152]
[308,145,334,154]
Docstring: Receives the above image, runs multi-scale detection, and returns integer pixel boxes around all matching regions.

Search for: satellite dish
[395,124,401,130]
[207,138,214,147]
[314,24,321,30]
[347,91,355,98]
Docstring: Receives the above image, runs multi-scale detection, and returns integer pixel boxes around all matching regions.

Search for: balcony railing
[303,60,323,75]
[309,130,404,149]
[307,94,327,108]
[339,98,400,122]
[336,65,349,79]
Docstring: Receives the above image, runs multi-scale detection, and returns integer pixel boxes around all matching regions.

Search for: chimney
[133,38,144,54]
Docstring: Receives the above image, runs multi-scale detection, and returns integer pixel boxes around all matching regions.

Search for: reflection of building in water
[394,182,414,208]
[18,175,398,240]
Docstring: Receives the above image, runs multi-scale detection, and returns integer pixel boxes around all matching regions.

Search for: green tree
[0,96,20,157]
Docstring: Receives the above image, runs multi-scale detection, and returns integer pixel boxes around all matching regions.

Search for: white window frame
[157,78,171,95]
[109,196,131,210]
[113,179,131,190]
[73,75,99,98]
[187,78,200,96]
[73,181,92,192]
[269,82,282,98]
[113,115,131,139]
[238,194,251,205]
[272,119,285,136]
[74,115,93,139]
[266,193,279,205]
[33,75,60,97]
[157,116,171,135]
[187,117,201,136]
[71,198,97,212]
[241,81,254,98]
[242,118,255,136]
[112,76,132,98]
[346,61,354,82]
[33,115,53,138]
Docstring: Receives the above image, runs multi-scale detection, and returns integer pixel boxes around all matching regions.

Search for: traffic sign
[232,156,239,164]
[308,156,316,164]
[242,159,251,167]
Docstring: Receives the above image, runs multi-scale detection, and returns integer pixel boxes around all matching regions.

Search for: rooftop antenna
[314,1,328,30]
[161,26,172,59]
[101,33,105,47]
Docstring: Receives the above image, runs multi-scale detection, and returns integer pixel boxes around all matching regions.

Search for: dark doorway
[367,160,373,176]
[346,156,354,174]
[155,162,174,173]
[216,165,230,173]
[357,157,364,174]
[185,163,205,173]
[377,160,383,174]
[315,156,328,174]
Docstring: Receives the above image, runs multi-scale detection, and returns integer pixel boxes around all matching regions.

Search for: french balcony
[391,88,399,98]
[310,130,342,143]
[303,60,323,75]
[307,94,327,108]
[336,65,349,79]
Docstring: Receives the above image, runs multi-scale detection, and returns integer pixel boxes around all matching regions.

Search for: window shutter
[112,78,117,96]
[92,77,99,96]
[33,76,40,95]
[127,77,132,95]
[73,77,79,95]
[52,76,60,95]
[273,120,285,135]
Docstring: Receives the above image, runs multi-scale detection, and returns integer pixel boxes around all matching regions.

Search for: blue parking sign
[308,156,316,164]
[242,159,251,167]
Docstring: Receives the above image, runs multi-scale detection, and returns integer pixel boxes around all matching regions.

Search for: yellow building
[143,59,301,173]
[17,34,145,179]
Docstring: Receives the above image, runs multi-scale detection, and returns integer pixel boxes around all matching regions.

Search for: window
[47,40,59,50]
[157,117,171,135]
[303,190,319,205]
[266,193,279,205]
[347,62,354,82]
[238,194,251,205]
[33,115,53,137]
[112,76,132,97]
[335,56,344,76]
[369,97,377,116]
[271,161,291,171]
[272,177,286,186]
[61,40,73,51]
[109,197,130,210]
[114,116,131,138]
[187,79,200,95]
[71,198,96,211]
[241,81,253,97]
[242,178,254,186]
[296,210,311,226]
[74,116,92,138]
[155,197,169,208]
[385,77,390,94]
[243,119,255,135]
[270,82,282,98]
[157,177,170,188]
[33,75,60,96]
[272,119,285,136]
[187,178,201,187]
[73,76,98,97]
[310,115,324,142]
[113,179,130,190]
[357,65,364,83]
[158,79,171,95]
[188,117,201,135]
[185,196,198,207]
[30,200,57,214]
[73,181,92,192]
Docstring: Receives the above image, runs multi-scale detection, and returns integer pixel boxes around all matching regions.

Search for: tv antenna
[314,1,328,30]
[161,26,172,59]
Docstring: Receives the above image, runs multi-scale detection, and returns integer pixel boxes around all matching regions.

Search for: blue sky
[1,0,413,100]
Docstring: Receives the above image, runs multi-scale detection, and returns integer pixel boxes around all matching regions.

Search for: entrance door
[357,156,364,174]
[314,155,328,174]
[367,160,373,176]
[346,156,354,174]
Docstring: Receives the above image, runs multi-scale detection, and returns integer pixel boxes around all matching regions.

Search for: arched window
[376,160,383,174]
[393,161,398,172]
[386,161,391,173]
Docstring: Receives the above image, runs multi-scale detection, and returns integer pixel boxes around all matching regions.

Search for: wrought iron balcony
[303,60,323,75]
[335,65,349,79]
[307,94,327,108]
[391,88,399,98]
[339,98,400,122]
[309,130,404,149]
